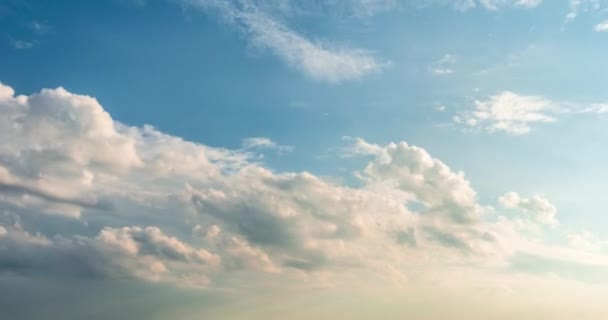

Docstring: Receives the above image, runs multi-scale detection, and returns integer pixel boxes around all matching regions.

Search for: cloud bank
[1,82,607,317]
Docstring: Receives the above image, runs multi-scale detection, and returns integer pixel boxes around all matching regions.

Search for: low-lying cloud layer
[0,82,607,315]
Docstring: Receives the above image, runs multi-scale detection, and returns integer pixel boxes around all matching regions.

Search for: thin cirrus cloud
[165,0,550,83]
[430,53,456,76]
[453,0,543,11]
[178,0,389,83]
[241,136,294,154]
[454,91,608,134]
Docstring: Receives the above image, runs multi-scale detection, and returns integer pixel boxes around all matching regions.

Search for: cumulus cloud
[499,192,558,226]
[0,223,218,285]
[353,139,482,223]
[1,82,607,293]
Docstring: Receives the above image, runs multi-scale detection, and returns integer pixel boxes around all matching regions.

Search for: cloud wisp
[179,0,389,83]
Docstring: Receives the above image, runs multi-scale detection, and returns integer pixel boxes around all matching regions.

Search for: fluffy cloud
[455,91,559,134]
[499,192,558,226]
[455,91,608,134]
[353,138,482,223]
[0,223,218,285]
[0,82,606,293]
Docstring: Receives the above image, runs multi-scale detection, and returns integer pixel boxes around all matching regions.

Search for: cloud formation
[430,54,455,76]
[454,91,608,134]
[180,0,388,83]
[595,20,608,31]
[453,0,542,11]
[499,192,558,226]
[0,82,607,297]
[455,91,558,134]
[241,137,294,154]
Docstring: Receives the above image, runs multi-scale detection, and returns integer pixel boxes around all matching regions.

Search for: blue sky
[2,0,608,319]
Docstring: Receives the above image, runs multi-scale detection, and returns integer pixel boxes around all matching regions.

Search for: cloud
[499,192,558,226]
[453,0,542,11]
[179,0,388,83]
[430,54,455,76]
[455,91,608,134]
[564,0,603,24]
[353,139,482,223]
[0,223,218,285]
[455,91,559,134]
[567,231,606,252]
[241,137,294,154]
[595,20,608,32]
[13,40,34,50]
[1,82,607,297]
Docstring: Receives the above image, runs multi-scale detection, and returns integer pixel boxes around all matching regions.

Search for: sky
[1,0,608,319]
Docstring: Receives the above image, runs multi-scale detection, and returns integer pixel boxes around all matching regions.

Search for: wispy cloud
[430,53,455,76]
[241,137,294,154]
[13,40,34,50]
[179,0,389,83]
[453,0,542,11]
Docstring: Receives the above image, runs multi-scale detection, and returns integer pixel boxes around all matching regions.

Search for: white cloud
[455,91,608,134]
[0,223,219,285]
[179,0,388,83]
[595,20,608,31]
[456,91,560,134]
[1,82,607,293]
[356,139,483,223]
[567,231,605,251]
[430,54,455,76]
[340,136,385,157]
[499,192,558,226]
[581,103,608,113]
[453,0,542,11]
[565,0,603,24]
[241,137,294,154]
